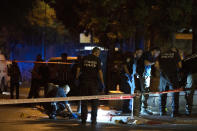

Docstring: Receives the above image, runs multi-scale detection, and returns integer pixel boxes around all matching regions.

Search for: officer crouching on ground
[44,83,78,120]
[76,47,105,125]
[157,47,182,117]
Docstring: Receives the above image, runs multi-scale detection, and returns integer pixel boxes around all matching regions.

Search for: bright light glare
[86,109,113,123]
[2,92,10,95]
[84,46,105,51]
[86,108,129,123]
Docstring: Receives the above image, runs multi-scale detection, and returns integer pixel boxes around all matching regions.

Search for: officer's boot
[185,105,192,116]
[49,103,57,119]
[133,95,141,117]
[171,92,180,118]
[160,107,167,116]
[77,101,81,114]
[140,90,153,116]
[171,107,180,118]
[140,108,153,115]
[159,93,167,116]
[133,105,140,117]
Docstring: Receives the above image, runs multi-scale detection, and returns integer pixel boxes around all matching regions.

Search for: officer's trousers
[10,82,19,99]
[121,74,136,113]
[131,76,151,116]
[185,73,195,113]
[139,76,150,110]
[28,79,42,98]
[47,102,66,117]
[159,73,179,114]
[80,80,98,123]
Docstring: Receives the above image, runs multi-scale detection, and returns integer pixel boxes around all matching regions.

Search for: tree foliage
[26,0,69,45]
[0,0,34,27]
[148,0,192,43]
[0,0,71,56]
[49,0,193,48]
[0,0,35,54]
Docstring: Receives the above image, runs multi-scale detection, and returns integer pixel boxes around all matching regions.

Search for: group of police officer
[153,47,195,118]
[23,46,196,125]
[118,46,195,118]
[116,47,161,116]
[25,48,104,125]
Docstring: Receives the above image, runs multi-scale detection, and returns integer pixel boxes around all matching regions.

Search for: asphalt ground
[1,87,197,130]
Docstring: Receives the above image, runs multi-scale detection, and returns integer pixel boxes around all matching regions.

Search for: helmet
[63,85,70,94]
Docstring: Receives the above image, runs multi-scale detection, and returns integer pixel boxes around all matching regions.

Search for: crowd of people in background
[5,46,197,125]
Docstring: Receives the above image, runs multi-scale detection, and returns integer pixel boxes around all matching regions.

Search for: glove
[135,74,140,79]
[71,113,78,119]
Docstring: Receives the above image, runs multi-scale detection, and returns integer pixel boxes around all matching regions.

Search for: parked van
[48,56,77,63]
[47,56,77,81]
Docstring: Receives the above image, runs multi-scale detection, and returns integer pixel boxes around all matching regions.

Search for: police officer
[184,73,195,116]
[158,47,182,117]
[76,47,105,125]
[57,53,71,86]
[44,83,77,119]
[182,53,197,116]
[39,61,49,97]
[122,48,143,114]
[8,60,22,99]
[71,55,83,113]
[108,49,124,91]
[137,47,160,115]
[28,54,44,98]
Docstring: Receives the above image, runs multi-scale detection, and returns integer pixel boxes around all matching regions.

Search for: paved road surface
[0,105,197,131]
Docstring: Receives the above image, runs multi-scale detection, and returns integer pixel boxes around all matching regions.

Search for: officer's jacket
[79,54,101,80]
[159,50,181,76]
[8,62,22,83]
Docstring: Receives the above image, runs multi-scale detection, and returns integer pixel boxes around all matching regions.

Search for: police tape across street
[0,88,183,105]
[9,60,73,65]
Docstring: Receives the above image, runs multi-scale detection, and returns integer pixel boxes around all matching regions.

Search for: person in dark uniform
[136,47,160,115]
[108,50,124,91]
[181,53,197,116]
[121,48,143,114]
[8,60,22,99]
[71,55,83,113]
[57,53,71,86]
[157,47,182,117]
[184,73,195,116]
[44,83,78,119]
[28,54,44,98]
[76,47,105,125]
[39,61,49,97]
